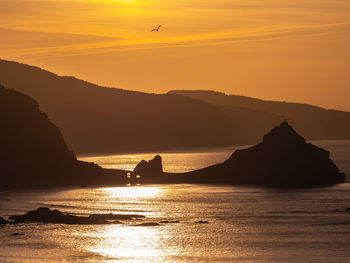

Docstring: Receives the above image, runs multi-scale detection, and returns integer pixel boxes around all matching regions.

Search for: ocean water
[79,141,350,175]
[78,146,239,173]
[0,141,350,263]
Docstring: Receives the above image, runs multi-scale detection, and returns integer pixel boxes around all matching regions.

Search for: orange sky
[1,0,349,110]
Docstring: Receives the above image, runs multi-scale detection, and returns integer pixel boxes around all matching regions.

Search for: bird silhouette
[151,25,162,32]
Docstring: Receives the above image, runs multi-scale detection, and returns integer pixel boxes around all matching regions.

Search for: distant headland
[1,59,350,155]
[0,84,127,188]
[133,122,346,188]
[0,80,346,189]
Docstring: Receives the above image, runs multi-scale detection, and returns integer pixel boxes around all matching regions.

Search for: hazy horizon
[2,57,350,113]
[0,0,349,111]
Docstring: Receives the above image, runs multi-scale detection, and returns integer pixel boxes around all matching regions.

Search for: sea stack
[133,155,163,177]
[223,121,346,187]
[179,121,346,187]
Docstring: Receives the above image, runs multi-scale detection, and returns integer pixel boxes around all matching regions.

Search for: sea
[1,141,350,263]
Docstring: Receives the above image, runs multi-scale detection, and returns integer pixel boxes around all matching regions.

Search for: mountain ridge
[1,58,349,154]
[0,59,238,153]
[169,89,350,141]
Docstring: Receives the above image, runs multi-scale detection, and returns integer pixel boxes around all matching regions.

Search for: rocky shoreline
[0,207,213,231]
[132,122,346,188]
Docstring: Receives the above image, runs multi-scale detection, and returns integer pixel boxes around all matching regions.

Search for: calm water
[78,146,240,173]
[79,141,350,175]
[1,141,350,263]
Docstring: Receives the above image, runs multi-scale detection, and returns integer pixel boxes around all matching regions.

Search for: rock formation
[9,207,145,225]
[0,84,127,188]
[165,122,346,187]
[133,155,163,177]
[221,121,345,187]
[0,217,8,224]
[1,84,344,190]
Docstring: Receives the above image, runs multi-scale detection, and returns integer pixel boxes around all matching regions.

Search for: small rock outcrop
[133,155,163,177]
[0,217,8,224]
[11,233,25,236]
[9,207,145,225]
[195,220,209,224]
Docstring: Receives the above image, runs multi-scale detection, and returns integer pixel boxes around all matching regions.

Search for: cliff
[0,84,126,188]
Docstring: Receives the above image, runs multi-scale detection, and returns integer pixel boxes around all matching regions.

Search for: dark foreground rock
[9,207,145,225]
[195,220,209,224]
[11,233,25,236]
[0,217,9,224]
[0,84,128,188]
[162,122,346,188]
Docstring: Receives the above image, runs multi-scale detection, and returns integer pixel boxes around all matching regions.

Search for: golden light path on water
[79,148,235,173]
[102,186,164,199]
[88,225,165,261]
[83,186,172,262]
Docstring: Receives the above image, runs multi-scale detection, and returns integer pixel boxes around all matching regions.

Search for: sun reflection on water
[81,186,173,262]
[90,227,162,260]
[101,186,164,200]
[87,220,171,262]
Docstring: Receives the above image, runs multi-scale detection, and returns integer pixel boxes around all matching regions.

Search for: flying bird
[151,25,162,32]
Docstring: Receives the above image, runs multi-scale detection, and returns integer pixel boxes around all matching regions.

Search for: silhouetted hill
[161,122,346,188]
[1,59,349,155]
[0,84,126,187]
[169,90,350,141]
[0,59,245,153]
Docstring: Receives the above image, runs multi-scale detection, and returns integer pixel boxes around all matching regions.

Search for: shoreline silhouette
[1,59,350,155]
[0,84,345,189]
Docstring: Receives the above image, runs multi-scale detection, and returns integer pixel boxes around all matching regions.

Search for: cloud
[0,27,122,58]
[5,22,349,60]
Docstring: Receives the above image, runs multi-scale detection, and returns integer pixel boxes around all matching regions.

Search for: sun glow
[1,0,350,109]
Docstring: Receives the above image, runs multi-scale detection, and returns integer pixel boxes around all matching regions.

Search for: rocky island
[8,207,145,225]
[135,122,346,188]
[0,83,345,188]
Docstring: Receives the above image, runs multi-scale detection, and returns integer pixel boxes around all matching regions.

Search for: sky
[1,0,350,110]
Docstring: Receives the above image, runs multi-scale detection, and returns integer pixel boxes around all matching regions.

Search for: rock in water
[133,160,148,175]
[180,121,346,187]
[221,121,346,187]
[0,217,8,224]
[11,233,25,236]
[9,207,146,225]
[133,155,163,177]
[196,221,209,224]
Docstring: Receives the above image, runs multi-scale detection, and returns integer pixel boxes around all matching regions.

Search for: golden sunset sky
[1,0,350,110]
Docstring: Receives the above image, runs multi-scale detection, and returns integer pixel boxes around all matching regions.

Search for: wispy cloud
[3,23,349,60]
[0,27,122,58]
